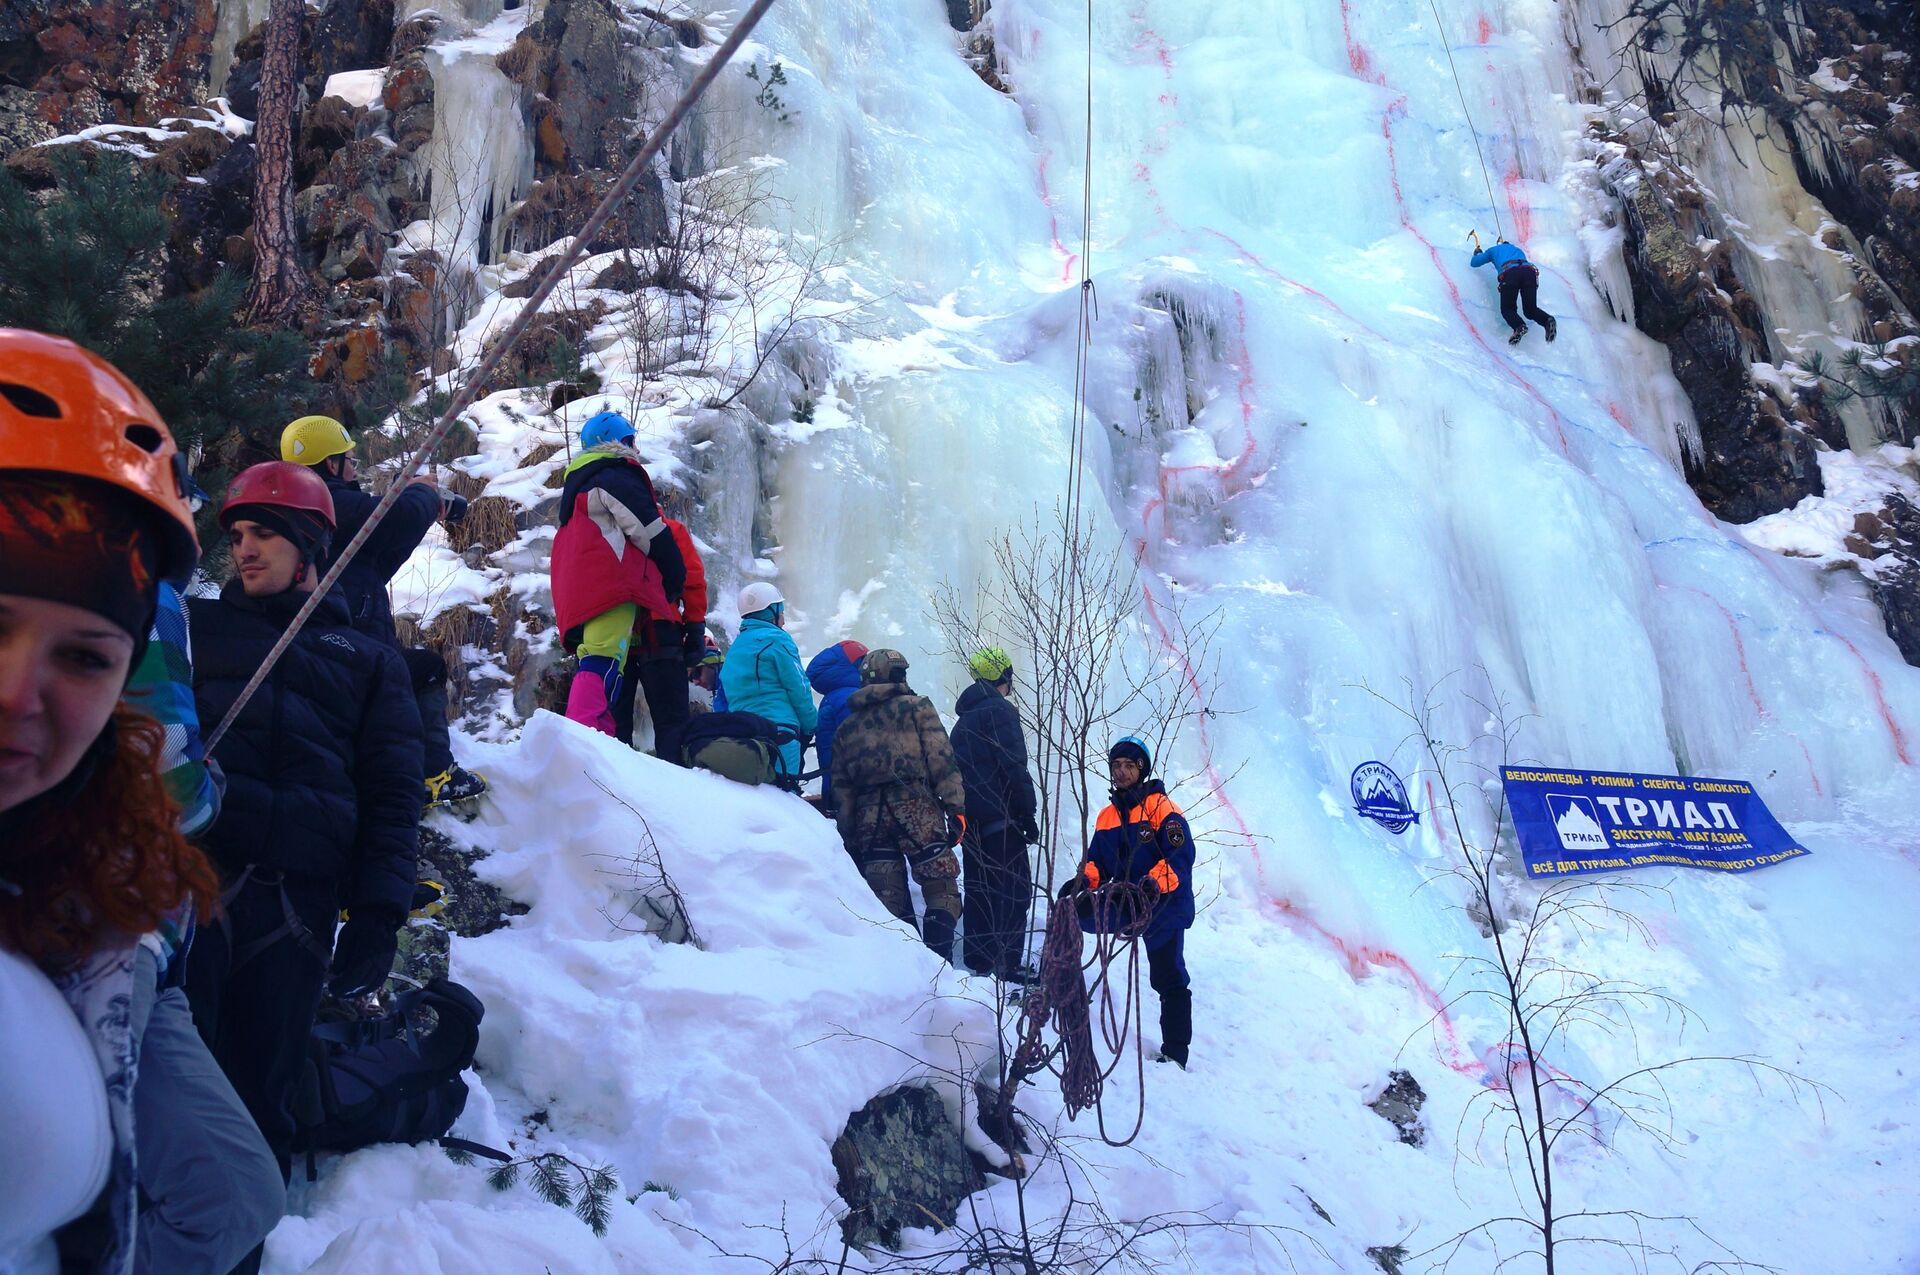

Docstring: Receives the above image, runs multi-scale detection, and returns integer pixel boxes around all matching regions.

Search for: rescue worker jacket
[1076,779,1195,948]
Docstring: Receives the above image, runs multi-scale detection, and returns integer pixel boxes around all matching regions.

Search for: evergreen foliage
[0,149,309,498]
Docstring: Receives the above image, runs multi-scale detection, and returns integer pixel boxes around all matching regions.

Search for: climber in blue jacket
[805,639,869,810]
[1470,234,1557,346]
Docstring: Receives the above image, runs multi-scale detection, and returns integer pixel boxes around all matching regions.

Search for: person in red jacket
[551,412,685,736]
[613,493,708,759]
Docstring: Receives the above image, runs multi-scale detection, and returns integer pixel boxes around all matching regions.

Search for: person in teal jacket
[1469,235,1557,345]
[718,582,817,776]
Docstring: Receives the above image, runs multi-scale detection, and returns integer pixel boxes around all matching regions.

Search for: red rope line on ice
[1832,632,1913,765]
[1656,579,1825,796]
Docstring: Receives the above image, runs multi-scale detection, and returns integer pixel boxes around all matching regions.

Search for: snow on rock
[1741,443,1920,566]
[320,69,387,109]
[388,531,494,627]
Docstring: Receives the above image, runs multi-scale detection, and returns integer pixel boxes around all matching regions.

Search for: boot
[565,656,621,736]
[921,908,957,965]
[1156,988,1192,1068]
[1507,324,1526,346]
[424,763,489,807]
[1542,315,1558,343]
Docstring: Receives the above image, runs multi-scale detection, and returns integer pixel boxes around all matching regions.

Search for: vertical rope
[1427,0,1506,241]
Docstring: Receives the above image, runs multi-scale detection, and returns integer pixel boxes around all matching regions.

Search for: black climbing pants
[614,647,692,759]
[185,873,337,1274]
[962,823,1032,975]
[1148,931,1192,1065]
[402,647,453,777]
[1497,263,1552,334]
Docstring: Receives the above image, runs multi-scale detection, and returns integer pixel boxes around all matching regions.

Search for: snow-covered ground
[280,0,1920,1270]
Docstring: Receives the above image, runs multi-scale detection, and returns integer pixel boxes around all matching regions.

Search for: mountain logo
[1547,794,1609,851]
[1351,761,1419,835]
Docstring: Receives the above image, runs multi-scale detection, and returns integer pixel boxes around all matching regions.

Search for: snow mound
[269,713,996,1271]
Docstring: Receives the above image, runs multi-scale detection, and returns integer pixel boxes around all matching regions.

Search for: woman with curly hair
[0,329,280,1275]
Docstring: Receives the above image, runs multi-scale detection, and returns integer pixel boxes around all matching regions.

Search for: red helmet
[219,461,337,529]
[0,328,200,585]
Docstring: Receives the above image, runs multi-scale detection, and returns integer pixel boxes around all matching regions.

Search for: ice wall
[631,1,1920,1262]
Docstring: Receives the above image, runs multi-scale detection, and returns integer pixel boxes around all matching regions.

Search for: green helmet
[861,648,910,685]
[967,646,1013,683]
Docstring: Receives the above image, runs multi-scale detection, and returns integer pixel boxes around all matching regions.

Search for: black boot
[1156,988,1192,1068]
[922,908,957,964]
[1542,315,1558,343]
[1507,325,1526,346]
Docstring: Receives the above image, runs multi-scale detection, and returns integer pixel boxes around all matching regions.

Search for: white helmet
[737,581,786,616]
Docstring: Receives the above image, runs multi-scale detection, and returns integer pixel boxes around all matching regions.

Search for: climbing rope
[1426,0,1506,242]
[1010,882,1155,1147]
[202,0,780,753]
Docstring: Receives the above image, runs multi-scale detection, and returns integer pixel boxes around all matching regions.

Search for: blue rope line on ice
[1427,0,1506,241]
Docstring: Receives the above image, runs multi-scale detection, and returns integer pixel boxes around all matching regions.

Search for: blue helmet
[1108,735,1152,773]
[581,410,635,450]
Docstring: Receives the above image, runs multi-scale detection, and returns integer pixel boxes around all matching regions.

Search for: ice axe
[1468,229,1483,253]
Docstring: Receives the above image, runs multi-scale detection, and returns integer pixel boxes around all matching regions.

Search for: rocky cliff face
[1568,0,1920,662]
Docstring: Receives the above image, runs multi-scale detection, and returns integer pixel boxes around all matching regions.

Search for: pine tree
[0,149,310,502]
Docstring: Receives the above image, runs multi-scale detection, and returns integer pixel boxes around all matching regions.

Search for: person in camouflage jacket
[830,649,966,963]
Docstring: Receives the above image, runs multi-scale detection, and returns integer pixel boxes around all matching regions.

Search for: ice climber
[831,649,968,962]
[550,411,687,738]
[184,462,423,1261]
[1469,235,1557,345]
[805,638,870,811]
[951,647,1041,980]
[0,330,280,1274]
[280,414,489,808]
[612,493,708,758]
[718,581,816,778]
[1062,736,1195,1068]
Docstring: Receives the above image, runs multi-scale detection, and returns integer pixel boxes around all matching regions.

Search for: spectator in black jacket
[184,463,421,1259]
[281,414,487,807]
[950,648,1040,980]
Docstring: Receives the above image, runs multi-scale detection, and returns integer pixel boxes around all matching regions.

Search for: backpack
[678,711,802,789]
[292,977,486,1172]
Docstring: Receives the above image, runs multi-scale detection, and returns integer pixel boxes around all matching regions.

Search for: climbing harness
[1427,0,1506,242]
[202,0,781,753]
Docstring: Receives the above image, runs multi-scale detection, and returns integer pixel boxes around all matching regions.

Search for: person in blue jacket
[805,638,869,809]
[1469,235,1557,346]
[1061,736,1194,1068]
[718,582,817,778]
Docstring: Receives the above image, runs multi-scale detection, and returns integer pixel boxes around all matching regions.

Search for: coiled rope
[203,0,780,752]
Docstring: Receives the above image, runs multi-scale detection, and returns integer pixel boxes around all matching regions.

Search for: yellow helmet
[280,414,354,465]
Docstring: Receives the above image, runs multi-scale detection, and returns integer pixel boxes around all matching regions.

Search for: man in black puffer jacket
[184,463,420,1251]
[950,648,1040,980]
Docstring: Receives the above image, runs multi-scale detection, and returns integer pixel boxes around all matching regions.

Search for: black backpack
[292,977,487,1172]
[678,711,802,789]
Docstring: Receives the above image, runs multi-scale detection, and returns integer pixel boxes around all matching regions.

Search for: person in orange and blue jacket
[1061,735,1194,1068]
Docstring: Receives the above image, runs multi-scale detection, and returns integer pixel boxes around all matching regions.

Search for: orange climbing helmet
[0,328,200,585]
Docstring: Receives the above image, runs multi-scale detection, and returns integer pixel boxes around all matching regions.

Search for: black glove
[328,907,403,998]
[1017,813,1040,845]
[1057,873,1088,901]
[1141,874,1163,900]
[683,623,706,666]
[946,810,967,846]
[440,491,469,523]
